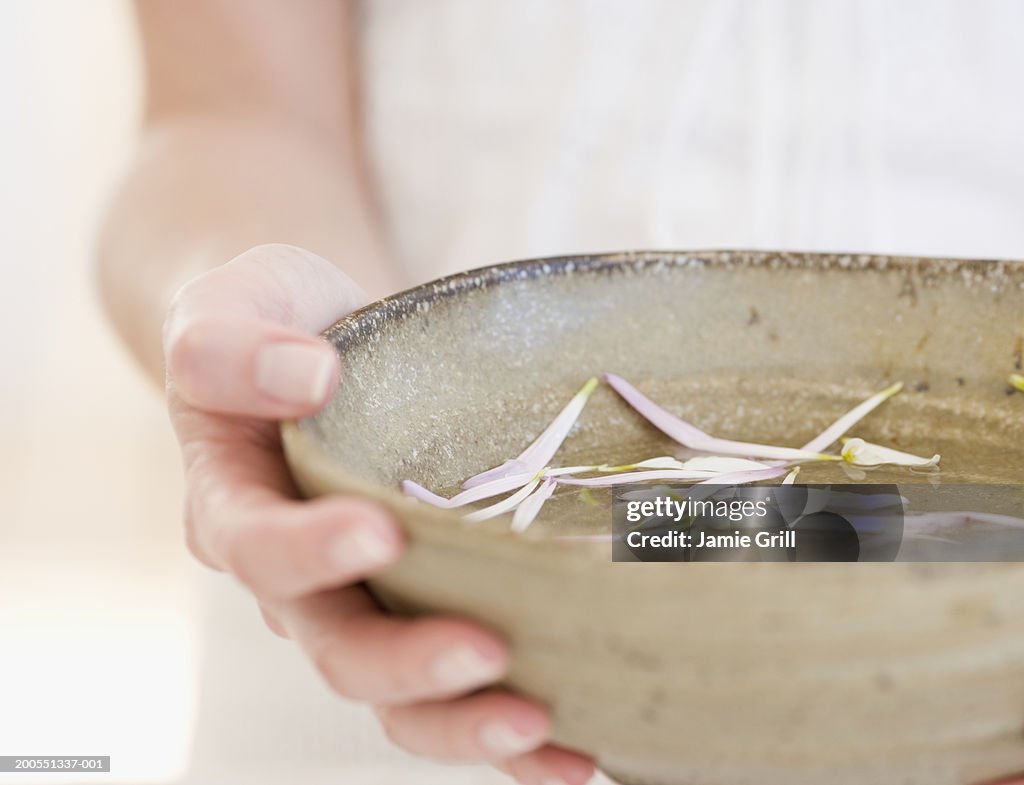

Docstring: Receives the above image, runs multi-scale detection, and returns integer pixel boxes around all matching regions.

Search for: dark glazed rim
[282,249,1024,555]
[319,248,1024,354]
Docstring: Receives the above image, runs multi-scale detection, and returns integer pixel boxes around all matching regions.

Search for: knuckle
[387,647,426,698]
[199,504,255,586]
[164,276,198,325]
[182,505,213,567]
[443,724,468,761]
[309,637,361,700]
[239,244,325,291]
[184,527,212,568]
[244,242,308,262]
[217,526,257,589]
[162,316,210,386]
[375,707,402,746]
[259,605,288,638]
[162,278,204,356]
[161,317,203,390]
[182,464,287,596]
[180,485,221,571]
[240,244,325,317]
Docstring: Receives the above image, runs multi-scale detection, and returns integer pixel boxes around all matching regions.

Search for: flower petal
[459,459,529,489]
[400,480,452,507]
[840,437,940,468]
[402,472,535,509]
[801,382,904,452]
[694,467,788,486]
[511,478,557,532]
[598,456,686,471]
[681,456,773,473]
[461,377,599,488]
[602,372,709,441]
[464,478,541,522]
[603,373,836,463]
[544,464,604,477]
[554,469,720,487]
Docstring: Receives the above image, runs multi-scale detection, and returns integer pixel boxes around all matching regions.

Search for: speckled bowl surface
[283,251,1024,785]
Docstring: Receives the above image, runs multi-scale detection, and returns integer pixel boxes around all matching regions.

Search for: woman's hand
[163,244,595,785]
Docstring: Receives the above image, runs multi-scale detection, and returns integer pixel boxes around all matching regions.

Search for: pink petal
[602,372,708,443]
[694,467,788,486]
[801,382,903,453]
[511,478,557,532]
[462,377,599,488]
[401,472,534,509]
[603,373,834,462]
[463,478,541,522]
[554,469,719,487]
[459,459,529,490]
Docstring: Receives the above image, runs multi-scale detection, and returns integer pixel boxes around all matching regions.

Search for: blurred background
[0,3,196,782]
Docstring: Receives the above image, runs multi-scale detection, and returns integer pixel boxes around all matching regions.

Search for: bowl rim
[316,248,1022,351]
[281,248,1024,559]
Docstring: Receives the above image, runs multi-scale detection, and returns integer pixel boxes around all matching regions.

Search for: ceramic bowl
[283,251,1024,785]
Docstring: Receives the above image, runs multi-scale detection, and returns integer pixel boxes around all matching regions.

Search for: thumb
[164,243,369,418]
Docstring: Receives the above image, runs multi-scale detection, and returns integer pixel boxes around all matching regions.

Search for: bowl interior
[297,251,1024,536]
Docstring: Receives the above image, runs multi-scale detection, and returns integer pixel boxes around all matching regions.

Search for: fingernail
[431,644,504,691]
[256,342,336,405]
[327,526,397,575]
[479,720,545,757]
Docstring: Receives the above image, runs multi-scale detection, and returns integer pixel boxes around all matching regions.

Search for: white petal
[462,377,599,488]
[841,437,940,468]
[544,465,601,477]
[694,467,787,486]
[605,373,837,463]
[802,382,903,452]
[511,479,557,533]
[554,469,719,487]
[463,478,541,522]
[627,456,688,470]
[596,456,687,472]
[681,456,773,474]
[403,472,535,509]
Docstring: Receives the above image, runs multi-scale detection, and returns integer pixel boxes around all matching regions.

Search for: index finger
[181,417,403,599]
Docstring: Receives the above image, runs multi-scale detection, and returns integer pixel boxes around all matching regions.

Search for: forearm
[97,113,402,384]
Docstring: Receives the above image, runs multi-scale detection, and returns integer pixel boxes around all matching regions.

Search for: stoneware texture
[282,251,1024,785]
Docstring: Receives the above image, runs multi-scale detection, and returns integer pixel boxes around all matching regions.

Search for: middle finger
[271,587,511,705]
